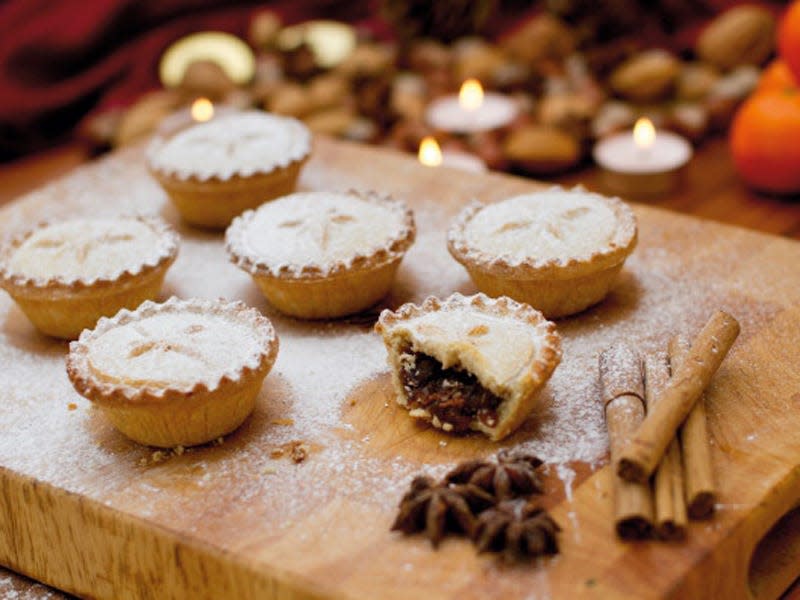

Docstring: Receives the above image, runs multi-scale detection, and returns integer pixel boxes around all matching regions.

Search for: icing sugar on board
[1,137,800,599]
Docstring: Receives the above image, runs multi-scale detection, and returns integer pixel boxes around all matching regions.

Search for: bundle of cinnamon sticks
[599,310,740,540]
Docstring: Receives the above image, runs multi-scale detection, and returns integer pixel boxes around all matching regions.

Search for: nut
[696,5,775,71]
[676,62,721,101]
[303,107,356,136]
[538,93,597,140]
[266,83,313,118]
[503,125,581,174]
[500,14,575,67]
[591,100,636,139]
[308,74,350,111]
[115,90,182,147]
[336,43,395,79]
[248,10,282,49]
[609,50,681,103]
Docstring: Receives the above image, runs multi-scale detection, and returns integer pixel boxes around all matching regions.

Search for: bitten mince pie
[447,187,637,318]
[0,216,178,339]
[67,297,279,448]
[226,189,416,319]
[147,111,311,229]
[374,293,561,441]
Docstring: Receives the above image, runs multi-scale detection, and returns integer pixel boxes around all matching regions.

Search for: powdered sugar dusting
[0,142,790,597]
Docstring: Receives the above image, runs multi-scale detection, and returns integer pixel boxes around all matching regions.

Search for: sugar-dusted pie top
[67,297,278,401]
[0,216,178,287]
[375,293,560,394]
[226,190,416,278]
[146,111,311,181]
[447,187,637,276]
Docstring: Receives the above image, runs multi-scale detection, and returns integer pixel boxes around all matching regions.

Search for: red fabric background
[0,1,374,160]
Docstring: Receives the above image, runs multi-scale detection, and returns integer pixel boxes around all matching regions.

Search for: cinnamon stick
[670,336,717,520]
[599,344,653,540]
[618,311,739,483]
[645,352,687,541]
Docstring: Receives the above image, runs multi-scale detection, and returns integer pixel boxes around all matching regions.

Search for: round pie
[447,187,637,318]
[375,293,561,441]
[147,111,312,229]
[66,297,279,447]
[0,216,178,339]
[226,189,416,319]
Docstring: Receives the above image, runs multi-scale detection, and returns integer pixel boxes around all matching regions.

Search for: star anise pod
[473,500,561,559]
[444,450,544,501]
[391,475,495,546]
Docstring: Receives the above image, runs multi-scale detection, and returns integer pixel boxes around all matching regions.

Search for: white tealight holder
[593,118,693,197]
[425,79,518,134]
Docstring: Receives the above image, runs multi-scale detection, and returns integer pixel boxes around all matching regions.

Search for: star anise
[473,500,561,560]
[444,450,544,501]
[391,475,495,546]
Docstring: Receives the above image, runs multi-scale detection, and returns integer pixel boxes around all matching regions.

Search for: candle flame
[191,98,214,122]
[418,136,443,167]
[459,79,484,111]
[633,117,656,149]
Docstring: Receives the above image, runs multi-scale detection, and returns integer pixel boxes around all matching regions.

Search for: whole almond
[696,6,775,71]
[609,50,681,103]
[503,125,581,174]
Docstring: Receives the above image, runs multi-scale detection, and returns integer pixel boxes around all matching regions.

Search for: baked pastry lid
[447,187,638,281]
[0,215,179,294]
[225,189,416,280]
[66,297,279,406]
[145,111,312,182]
[375,293,562,438]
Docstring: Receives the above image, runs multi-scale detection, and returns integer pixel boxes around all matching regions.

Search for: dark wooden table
[0,137,798,599]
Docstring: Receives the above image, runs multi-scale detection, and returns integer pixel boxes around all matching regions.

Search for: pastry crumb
[213,436,225,446]
[67,403,78,411]
[270,418,295,426]
[270,448,285,459]
[289,441,309,463]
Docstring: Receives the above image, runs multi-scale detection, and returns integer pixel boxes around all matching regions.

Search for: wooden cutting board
[1,137,800,600]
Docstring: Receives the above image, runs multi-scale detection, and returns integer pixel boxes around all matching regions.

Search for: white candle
[426,79,518,134]
[418,136,487,173]
[593,118,692,195]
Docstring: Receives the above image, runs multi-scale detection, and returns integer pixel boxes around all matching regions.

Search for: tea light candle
[426,79,519,134]
[418,136,487,173]
[593,118,693,196]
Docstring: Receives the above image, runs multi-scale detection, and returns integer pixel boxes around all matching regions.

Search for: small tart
[0,216,178,339]
[447,187,637,318]
[226,189,416,319]
[374,293,561,441]
[147,111,312,229]
[67,297,279,447]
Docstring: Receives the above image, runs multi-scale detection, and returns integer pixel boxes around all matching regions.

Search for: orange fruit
[757,59,798,93]
[730,89,800,194]
[778,1,800,82]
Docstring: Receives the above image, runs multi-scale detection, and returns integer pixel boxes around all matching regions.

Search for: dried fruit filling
[399,349,501,432]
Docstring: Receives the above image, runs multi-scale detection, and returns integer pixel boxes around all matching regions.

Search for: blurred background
[0,0,794,192]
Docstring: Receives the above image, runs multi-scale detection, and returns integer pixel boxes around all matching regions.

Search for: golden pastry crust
[146,111,312,229]
[226,189,416,319]
[66,297,279,447]
[0,216,178,338]
[447,187,637,317]
[374,293,561,441]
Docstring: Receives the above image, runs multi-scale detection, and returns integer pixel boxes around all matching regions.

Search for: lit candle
[592,117,693,197]
[156,98,237,139]
[425,79,519,134]
[418,136,487,173]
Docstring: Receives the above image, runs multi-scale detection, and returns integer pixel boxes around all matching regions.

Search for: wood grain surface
[1,137,800,599]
